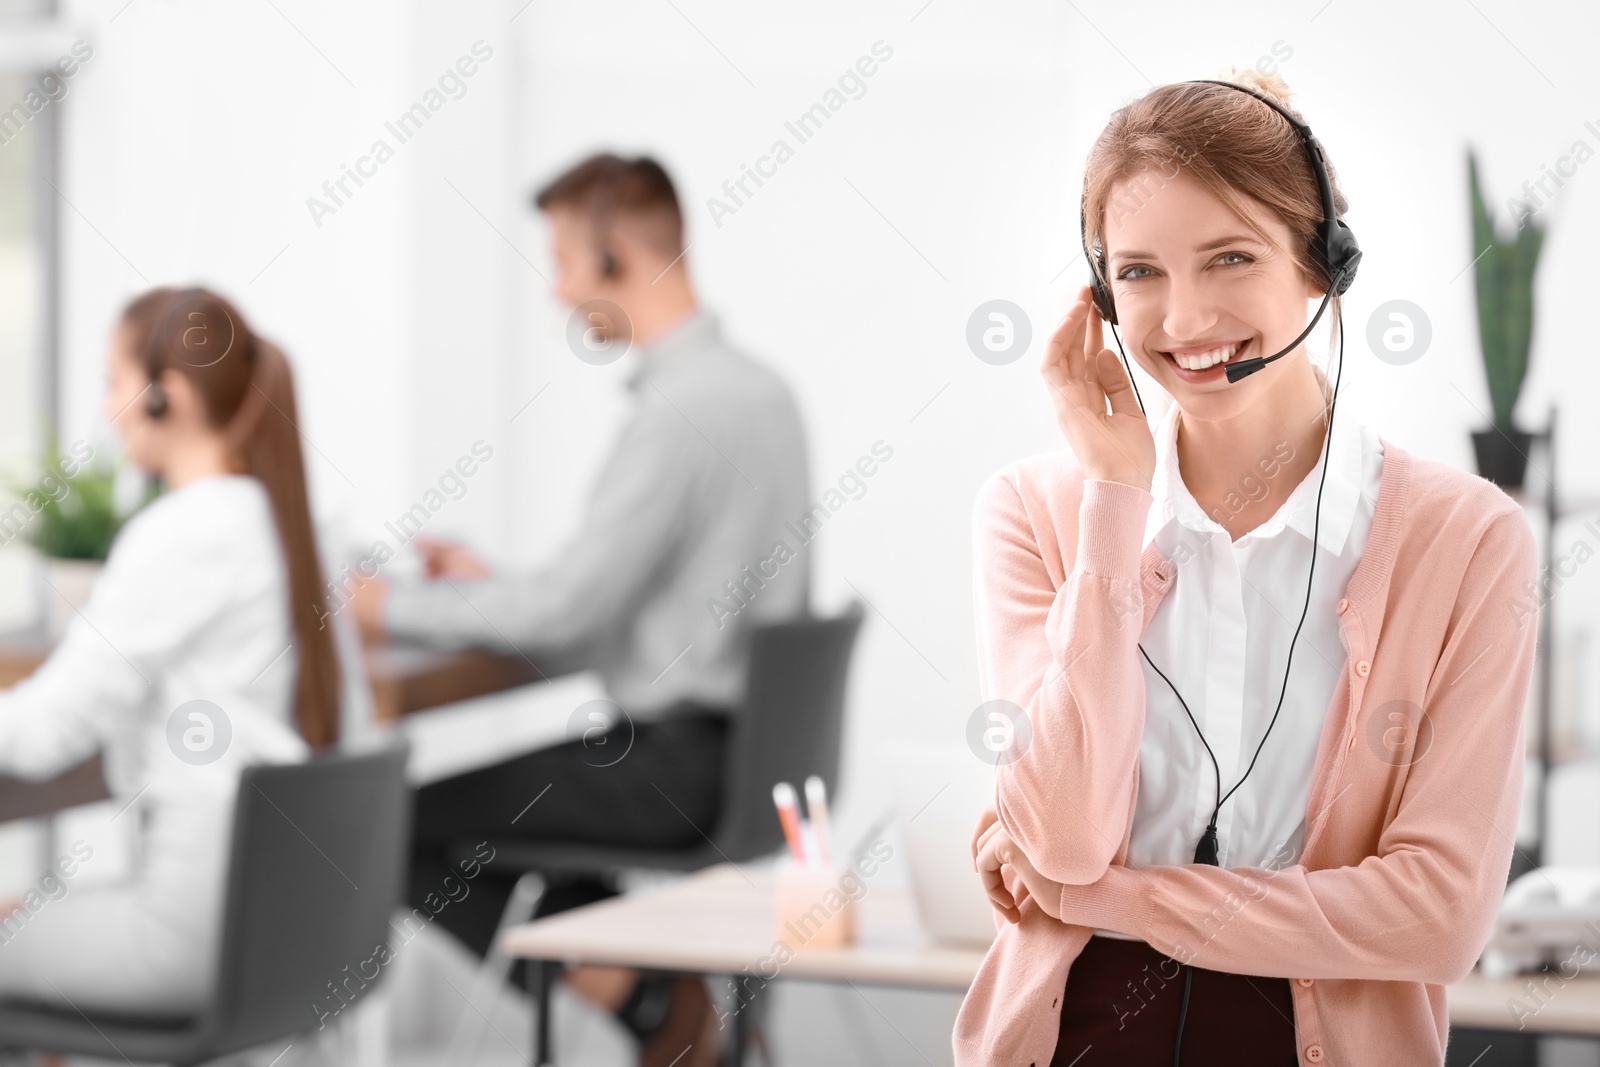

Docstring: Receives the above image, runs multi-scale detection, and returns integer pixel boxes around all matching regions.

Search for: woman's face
[101,323,163,474]
[1100,168,1323,420]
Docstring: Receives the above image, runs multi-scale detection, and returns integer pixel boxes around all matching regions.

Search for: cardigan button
[1305,1045,1325,1063]
[1336,598,1349,615]
[1356,659,1371,677]
[1297,977,1314,987]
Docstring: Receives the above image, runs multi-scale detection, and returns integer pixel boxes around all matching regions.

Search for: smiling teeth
[1171,343,1242,370]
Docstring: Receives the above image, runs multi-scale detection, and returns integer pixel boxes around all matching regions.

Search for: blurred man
[353,153,810,1066]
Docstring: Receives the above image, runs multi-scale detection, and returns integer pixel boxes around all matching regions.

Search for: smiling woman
[957,67,1538,1067]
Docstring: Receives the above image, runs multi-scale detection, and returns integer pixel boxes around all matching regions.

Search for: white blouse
[1122,390,1384,879]
[0,474,375,1007]
[0,475,312,811]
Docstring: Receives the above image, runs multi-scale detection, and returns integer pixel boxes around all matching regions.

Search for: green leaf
[1468,147,1545,430]
[2,442,159,561]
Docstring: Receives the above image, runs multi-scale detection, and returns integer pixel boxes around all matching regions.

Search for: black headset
[594,159,626,280]
[1083,78,1361,390]
[145,379,169,419]
[1078,79,1361,1065]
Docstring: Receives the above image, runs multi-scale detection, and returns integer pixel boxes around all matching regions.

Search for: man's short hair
[533,153,684,259]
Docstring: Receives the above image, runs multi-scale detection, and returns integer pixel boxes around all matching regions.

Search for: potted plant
[1467,148,1546,490]
[4,440,151,638]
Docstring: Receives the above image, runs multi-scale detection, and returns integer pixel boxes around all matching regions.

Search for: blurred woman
[0,287,353,1014]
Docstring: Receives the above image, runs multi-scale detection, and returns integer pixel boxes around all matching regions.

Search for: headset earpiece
[1321,218,1362,296]
[146,379,169,419]
[1079,202,1120,326]
[1089,264,1118,326]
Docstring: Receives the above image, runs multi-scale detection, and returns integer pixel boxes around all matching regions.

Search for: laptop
[887,743,999,946]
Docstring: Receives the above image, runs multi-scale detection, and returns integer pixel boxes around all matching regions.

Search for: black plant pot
[1470,426,1535,490]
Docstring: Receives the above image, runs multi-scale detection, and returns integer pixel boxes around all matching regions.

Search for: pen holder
[774,860,858,950]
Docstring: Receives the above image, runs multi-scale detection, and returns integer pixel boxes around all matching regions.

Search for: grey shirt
[385,309,812,718]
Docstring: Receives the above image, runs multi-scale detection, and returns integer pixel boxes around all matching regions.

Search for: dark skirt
[1048,934,1299,1066]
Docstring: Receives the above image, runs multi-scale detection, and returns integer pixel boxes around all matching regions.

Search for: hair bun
[1212,65,1294,108]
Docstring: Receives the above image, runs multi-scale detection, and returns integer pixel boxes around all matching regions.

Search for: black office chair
[447,602,866,1065]
[0,739,412,1066]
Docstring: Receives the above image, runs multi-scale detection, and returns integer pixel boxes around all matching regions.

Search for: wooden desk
[0,633,47,690]
[360,641,546,723]
[0,632,545,822]
[502,862,987,1065]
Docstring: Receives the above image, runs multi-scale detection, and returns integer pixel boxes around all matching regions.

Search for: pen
[799,819,821,868]
[805,775,833,865]
[772,782,806,864]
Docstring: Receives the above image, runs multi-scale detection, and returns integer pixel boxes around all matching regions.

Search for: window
[0,0,63,469]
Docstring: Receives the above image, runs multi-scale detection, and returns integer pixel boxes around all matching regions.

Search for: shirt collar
[1142,367,1364,557]
[625,308,719,391]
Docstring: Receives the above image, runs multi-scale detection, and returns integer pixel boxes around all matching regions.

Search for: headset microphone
[1222,280,1341,383]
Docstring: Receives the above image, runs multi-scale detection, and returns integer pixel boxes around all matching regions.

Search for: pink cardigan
[954,438,1538,1067]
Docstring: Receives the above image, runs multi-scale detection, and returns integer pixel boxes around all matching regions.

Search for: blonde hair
[1081,66,1349,377]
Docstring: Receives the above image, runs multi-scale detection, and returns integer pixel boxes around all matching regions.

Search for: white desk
[503,862,1600,1063]
[503,861,987,1064]
[1450,970,1600,1036]
[504,860,984,988]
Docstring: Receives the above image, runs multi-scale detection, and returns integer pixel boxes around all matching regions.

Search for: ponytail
[120,287,341,749]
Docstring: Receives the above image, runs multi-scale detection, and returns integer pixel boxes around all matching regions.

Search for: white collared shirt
[1124,384,1383,875]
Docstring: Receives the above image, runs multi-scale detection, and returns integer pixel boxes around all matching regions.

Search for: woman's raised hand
[1040,286,1155,492]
